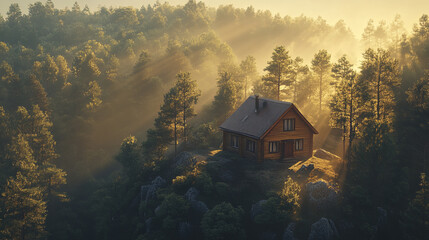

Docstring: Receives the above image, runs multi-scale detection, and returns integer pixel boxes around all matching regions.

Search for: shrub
[201,202,245,240]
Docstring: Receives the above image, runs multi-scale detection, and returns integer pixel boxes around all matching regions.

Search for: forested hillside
[0,1,428,240]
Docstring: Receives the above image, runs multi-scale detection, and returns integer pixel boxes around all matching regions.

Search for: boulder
[145,185,161,202]
[250,200,267,222]
[174,152,196,169]
[154,205,161,216]
[151,176,167,187]
[283,222,296,240]
[140,185,150,201]
[299,163,315,173]
[185,187,200,201]
[306,181,337,210]
[308,218,339,240]
[179,222,193,240]
[141,176,167,202]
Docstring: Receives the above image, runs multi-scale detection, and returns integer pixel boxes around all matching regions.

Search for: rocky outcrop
[174,152,197,169]
[308,218,339,240]
[283,223,297,240]
[140,176,167,202]
[250,200,267,222]
[185,187,200,201]
[183,187,208,221]
[299,163,315,173]
[306,181,337,211]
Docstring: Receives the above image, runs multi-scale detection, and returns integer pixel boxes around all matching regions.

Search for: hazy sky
[1,0,427,36]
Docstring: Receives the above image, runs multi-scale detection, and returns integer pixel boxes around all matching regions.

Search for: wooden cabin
[220,95,318,161]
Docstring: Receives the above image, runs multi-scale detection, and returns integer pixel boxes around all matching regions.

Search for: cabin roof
[219,96,292,139]
[219,96,318,139]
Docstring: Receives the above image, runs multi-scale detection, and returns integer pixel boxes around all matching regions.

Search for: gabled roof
[219,96,318,139]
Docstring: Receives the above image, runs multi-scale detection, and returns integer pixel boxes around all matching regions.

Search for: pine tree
[311,49,332,115]
[133,50,150,74]
[212,71,239,122]
[291,57,309,102]
[0,61,23,109]
[55,55,70,87]
[143,72,200,158]
[175,72,200,147]
[0,106,12,185]
[1,134,47,240]
[159,87,181,156]
[330,55,357,158]
[14,105,67,203]
[262,46,293,100]
[402,173,429,239]
[358,48,400,125]
[41,55,59,95]
[84,81,102,112]
[71,2,81,13]
[390,15,406,59]
[239,56,258,99]
[362,19,375,49]
[116,136,142,181]
[29,74,50,114]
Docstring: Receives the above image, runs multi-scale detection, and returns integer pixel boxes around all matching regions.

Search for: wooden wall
[223,131,259,160]
[262,108,314,160]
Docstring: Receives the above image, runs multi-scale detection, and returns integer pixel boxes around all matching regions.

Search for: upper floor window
[283,118,295,131]
[231,135,239,148]
[246,140,256,153]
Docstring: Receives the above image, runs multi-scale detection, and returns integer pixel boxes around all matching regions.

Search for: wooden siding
[223,131,259,159]
[262,108,313,160]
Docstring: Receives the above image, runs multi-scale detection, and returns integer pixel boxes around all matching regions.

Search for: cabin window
[231,135,239,148]
[269,141,279,153]
[246,140,256,153]
[283,119,295,131]
[295,139,303,151]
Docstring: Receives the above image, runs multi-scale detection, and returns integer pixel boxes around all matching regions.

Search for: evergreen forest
[0,1,428,239]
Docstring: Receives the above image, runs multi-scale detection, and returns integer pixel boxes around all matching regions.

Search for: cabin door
[283,140,294,158]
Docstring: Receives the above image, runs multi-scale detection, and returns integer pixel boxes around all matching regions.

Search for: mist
[0,1,427,239]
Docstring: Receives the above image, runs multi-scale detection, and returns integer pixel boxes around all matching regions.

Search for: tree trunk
[244,76,248,99]
[377,61,381,120]
[293,75,297,102]
[319,73,322,116]
[277,64,281,101]
[183,104,187,147]
[174,118,177,157]
[343,100,347,159]
[21,212,26,240]
[349,78,354,153]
